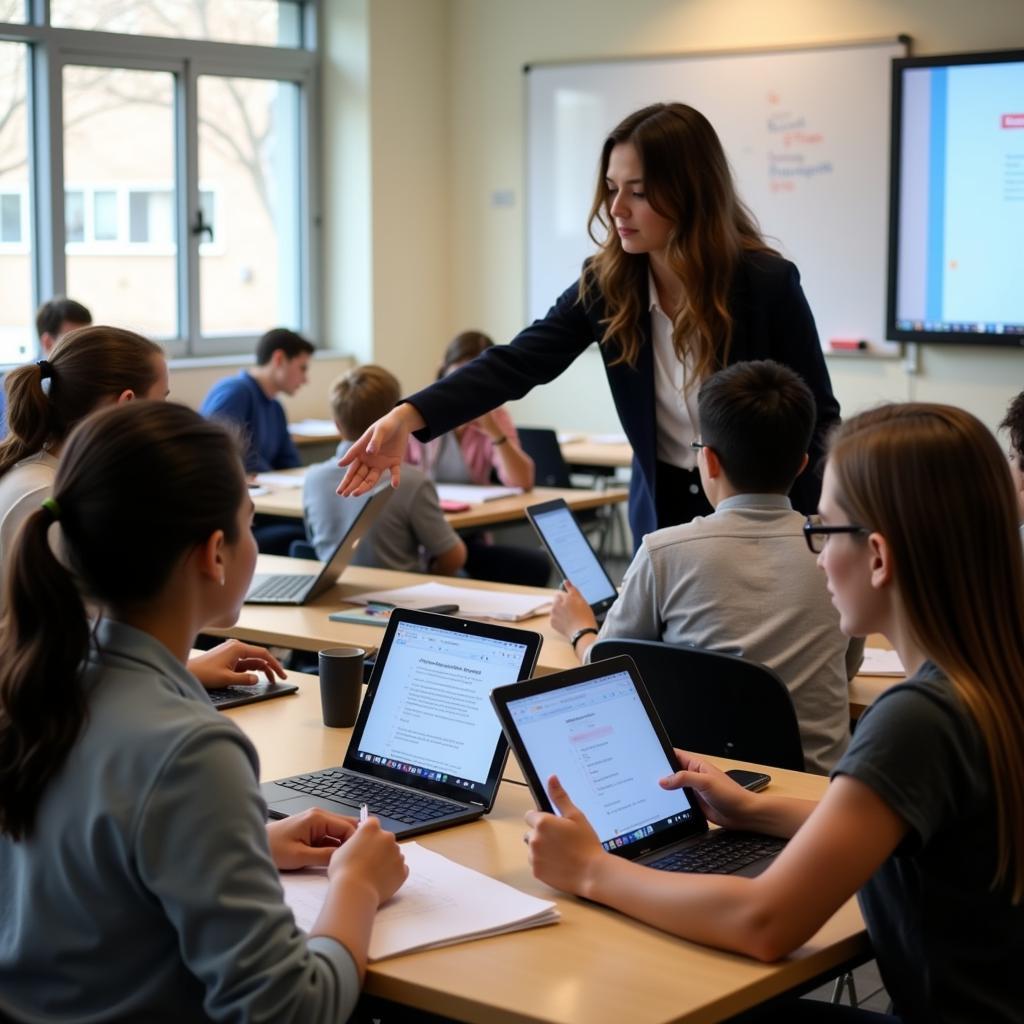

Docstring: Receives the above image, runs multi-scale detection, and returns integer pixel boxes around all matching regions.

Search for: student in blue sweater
[201,327,313,474]
[0,402,407,1022]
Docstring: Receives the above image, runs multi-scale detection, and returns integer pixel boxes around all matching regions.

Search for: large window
[0,1,317,360]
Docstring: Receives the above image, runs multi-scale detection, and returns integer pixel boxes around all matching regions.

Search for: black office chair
[589,638,805,770]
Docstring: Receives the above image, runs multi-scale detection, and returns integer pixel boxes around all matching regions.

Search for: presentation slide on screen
[896,61,1024,332]
[359,624,527,783]
[533,507,615,605]
[507,672,691,843]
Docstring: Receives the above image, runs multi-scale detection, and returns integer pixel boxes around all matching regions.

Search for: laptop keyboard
[276,769,463,825]
[648,832,785,875]
[247,574,311,601]
[207,686,254,707]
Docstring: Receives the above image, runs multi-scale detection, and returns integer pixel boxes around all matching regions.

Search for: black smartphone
[725,768,771,792]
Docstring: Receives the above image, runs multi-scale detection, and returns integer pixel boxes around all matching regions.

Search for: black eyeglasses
[802,515,869,554]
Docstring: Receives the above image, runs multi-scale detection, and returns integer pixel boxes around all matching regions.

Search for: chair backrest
[517,427,572,488]
[589,638,805,770]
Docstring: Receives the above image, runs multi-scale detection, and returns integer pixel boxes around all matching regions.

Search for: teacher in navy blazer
[340,103,839,546]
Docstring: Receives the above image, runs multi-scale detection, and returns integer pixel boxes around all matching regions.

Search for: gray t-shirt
[303,441,460,570]
[588,494,858,773]
[835,662,1024,1023]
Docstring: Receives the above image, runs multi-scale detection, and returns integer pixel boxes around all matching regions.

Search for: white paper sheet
[280,842,559,961]
[288,419,340,437]
[435,484,522,504]
[859,647,905,676]
[347,581,552,621]
[255,471,306,489]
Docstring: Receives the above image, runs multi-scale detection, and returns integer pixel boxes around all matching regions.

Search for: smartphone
[725,768,771,792]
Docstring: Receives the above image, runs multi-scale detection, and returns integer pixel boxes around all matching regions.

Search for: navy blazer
[407,252,840,545]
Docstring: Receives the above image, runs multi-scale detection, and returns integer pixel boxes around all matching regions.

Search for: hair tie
[40,497,61,521]
[36,359,53,381]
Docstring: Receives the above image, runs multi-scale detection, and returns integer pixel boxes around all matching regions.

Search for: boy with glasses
[551,359,862,773]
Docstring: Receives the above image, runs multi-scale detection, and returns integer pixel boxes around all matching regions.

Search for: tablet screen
[530,504,617,607]
[504,669,695,852]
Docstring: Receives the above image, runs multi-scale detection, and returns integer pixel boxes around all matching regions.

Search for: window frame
[0,1,321,360]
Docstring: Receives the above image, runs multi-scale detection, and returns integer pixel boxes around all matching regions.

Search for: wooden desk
[560,435,634,470]
[251,473,628,529]
[227,673,868,1024]
[210,557,580,673]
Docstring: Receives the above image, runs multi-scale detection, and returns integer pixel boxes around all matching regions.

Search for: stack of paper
[348,581,552,622]
[280,842,559,960]
[255,471,305,489]
[288,418,340,437]
[435,484,522,504]
[859,648,905,676]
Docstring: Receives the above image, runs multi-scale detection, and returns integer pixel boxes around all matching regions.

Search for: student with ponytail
[524,403,1024,1023]
[0,324,285,690]
[0,402,407,1022]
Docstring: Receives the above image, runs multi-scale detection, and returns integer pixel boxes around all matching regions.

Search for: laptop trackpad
[265,792,360,818]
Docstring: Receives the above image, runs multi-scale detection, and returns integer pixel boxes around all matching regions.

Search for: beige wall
[326,0,1022,435]
[169,353,354,420]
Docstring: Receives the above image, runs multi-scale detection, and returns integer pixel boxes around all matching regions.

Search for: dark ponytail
[0,325,163,479]
[0,402,246,839]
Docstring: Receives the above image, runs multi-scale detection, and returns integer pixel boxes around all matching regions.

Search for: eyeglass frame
[802,515,870,554]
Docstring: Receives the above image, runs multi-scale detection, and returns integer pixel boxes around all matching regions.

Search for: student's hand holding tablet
[659,751,760,832]
[550,581,600,654]
[524,775,608,898]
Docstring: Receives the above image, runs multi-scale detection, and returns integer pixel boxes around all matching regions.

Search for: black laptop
[490,656,785,876]
[261,608,542,837]
[205,679,299,710]
[245,487,393,605]
[526,497,618,620]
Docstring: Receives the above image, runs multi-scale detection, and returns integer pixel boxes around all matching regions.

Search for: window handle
[191,209,213,241]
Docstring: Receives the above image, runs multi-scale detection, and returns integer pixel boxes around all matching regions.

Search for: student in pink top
[407,331,549,586]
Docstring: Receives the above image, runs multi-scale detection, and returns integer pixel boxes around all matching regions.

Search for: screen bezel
[490,655,712,861]
[525,498,618,615]
[343,607,542,810]
[886,47,1024,349]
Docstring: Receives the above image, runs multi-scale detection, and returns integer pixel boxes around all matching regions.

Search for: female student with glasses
[524,402,1024,1023]
[0,402,407,1021]
[337,102,839,544]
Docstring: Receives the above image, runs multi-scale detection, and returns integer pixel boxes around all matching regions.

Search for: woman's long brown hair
[828,403,1024,901]
[581,103,776,384]
[0,402,245,840]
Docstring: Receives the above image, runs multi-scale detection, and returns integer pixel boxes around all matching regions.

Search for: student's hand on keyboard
[524,775,607,898]
[266,808,358,870]
[188,640,287,690]
[327,817,408,906]
[660,750,757,831]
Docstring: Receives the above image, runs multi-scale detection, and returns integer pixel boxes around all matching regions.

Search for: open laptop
[261,608,542,837]
[526,497,618,620]
[490,657,785,876]
[245,487,393,605]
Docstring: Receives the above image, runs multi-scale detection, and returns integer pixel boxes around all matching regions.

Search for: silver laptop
[245,487,393,605]
[491,657,785,876]
[261,608,542,837]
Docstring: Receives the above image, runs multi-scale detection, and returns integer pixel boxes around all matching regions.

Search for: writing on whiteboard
[765,92,833,192]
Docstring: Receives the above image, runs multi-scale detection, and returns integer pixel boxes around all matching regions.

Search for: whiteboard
[525,38,908,353]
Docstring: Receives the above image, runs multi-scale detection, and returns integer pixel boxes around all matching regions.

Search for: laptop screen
[529,503,617,607]
[353,619,533,793]
[504,669,695,852]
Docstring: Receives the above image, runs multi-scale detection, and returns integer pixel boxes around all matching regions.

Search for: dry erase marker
[359,803,368,824]
[829,338,868,351]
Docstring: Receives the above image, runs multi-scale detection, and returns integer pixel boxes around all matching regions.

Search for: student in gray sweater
[551,360,861,773]
[304,365,466,574]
